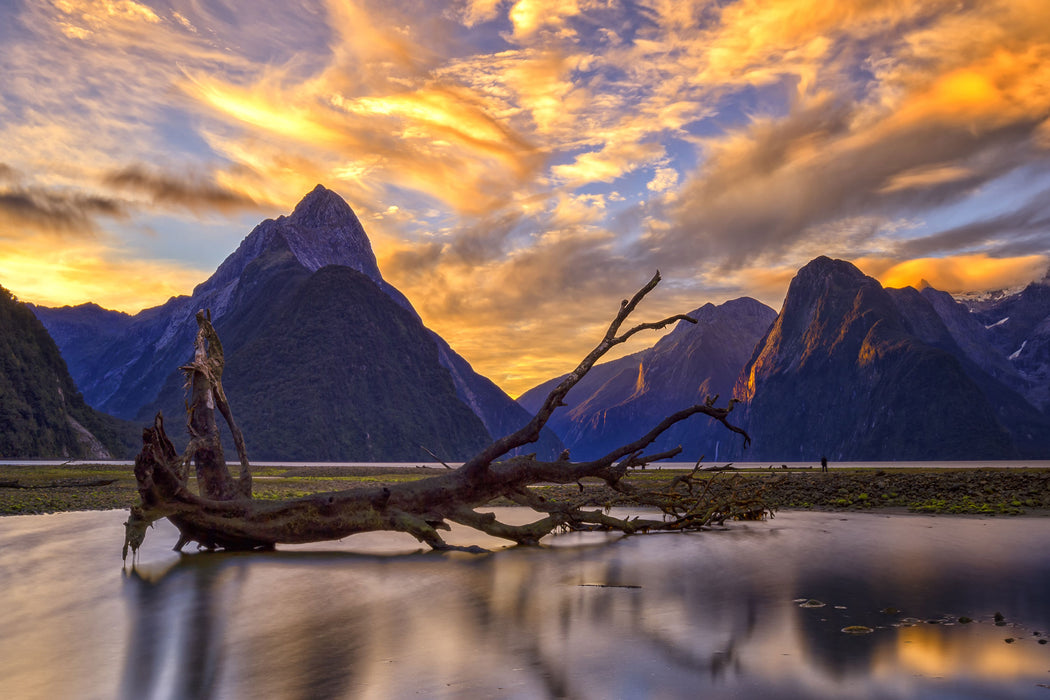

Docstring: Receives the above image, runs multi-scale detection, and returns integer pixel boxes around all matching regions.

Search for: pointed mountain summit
[35,186,385,418]
[34,187,562,460]
[250,183,381,278]
[192,184,401,312]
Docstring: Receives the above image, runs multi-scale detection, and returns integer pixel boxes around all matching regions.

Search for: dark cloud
[383,211,529,283]
[0,163,19,183]
[659,95,1049,272]
[0,186,126,237]
[988,233,1050,259]
[446,211,528,266]
[384,240,444,278]
[898,186,1050,258]
[103,165,258,213]
[483,234,642,321]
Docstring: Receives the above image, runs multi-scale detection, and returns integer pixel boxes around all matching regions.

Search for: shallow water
[1,510,1049,699]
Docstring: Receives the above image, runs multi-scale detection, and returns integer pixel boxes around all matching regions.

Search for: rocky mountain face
[962,272,1050,413]
[147,258,492,460]
[520,256,1050,462]
[518,298,777,461]
[1,286,135,459]
[34,186,561,461]
[33,186,403,420]
[733,257,1050,461]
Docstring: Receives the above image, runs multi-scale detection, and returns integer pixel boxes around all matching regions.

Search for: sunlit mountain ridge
[526,257,1050,462]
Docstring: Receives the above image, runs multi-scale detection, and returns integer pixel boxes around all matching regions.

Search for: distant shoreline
[1,462,1048,517]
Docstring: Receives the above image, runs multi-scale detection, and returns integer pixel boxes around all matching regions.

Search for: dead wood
[123,272,770,560]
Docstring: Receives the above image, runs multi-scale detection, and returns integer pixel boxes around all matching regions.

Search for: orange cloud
[879,165,975,194]
[5,0,1050,397]
[856,254,1049,293]
[456,0,503,27]
[178,7,545,217]
[551,141,665,187]
[53,0,161,37]
[508,0,582,41]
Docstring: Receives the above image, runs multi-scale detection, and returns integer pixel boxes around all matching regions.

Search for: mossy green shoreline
[1,463,1048,517]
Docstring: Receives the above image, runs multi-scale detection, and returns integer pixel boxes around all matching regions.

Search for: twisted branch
[124,271,769,560]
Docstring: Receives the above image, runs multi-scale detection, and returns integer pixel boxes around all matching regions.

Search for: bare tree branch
[123,272,768,560]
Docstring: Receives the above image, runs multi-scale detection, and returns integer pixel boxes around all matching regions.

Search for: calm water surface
[1,509,1049,699]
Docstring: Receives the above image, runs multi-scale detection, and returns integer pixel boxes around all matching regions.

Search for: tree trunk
[123,273,769,560]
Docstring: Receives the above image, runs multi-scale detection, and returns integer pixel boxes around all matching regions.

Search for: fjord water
[2,510,1049,699]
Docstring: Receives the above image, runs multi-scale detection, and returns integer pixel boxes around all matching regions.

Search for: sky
[2,0,1050,397]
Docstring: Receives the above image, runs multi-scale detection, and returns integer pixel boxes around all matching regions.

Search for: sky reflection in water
[1,509,1048,699]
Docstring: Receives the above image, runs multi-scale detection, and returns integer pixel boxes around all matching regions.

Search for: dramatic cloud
[0,186,125,237]
[0,235,208,312]
[103,166,259,213]
[857,254,1050,295]
[654,0,1050,277]
[2,0,1050,394]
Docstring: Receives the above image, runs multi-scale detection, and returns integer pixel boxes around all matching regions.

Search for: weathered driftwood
[123,273,769,559]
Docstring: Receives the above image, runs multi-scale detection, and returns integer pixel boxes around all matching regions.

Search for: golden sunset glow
[877,625,1050,681]
[0,238,209,313]
[858,254,1049,295]
[2,0,1049,394]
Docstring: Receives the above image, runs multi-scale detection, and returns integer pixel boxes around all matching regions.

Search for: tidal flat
[2,508,1049,699]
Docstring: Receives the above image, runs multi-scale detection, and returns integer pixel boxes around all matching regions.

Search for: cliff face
[733,257,1046,460]
[0,286,134,459]
[519,297,776,461]
[964,273,1050,412]
[523,256,1050,462]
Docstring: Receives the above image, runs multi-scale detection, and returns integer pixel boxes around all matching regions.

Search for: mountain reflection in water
[1,510,1049,699]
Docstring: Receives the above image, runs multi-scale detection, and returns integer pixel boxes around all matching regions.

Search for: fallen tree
[123,272,770,559]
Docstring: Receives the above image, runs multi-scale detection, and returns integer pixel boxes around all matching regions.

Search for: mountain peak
[783,257,876,314]
[278,186,380,278]
[288,184,357,228]
[796,256,865,282]
[194,185,383,303]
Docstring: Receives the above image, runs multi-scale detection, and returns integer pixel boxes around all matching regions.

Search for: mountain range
[518,297,777,461]
[524,257,1050,462]
[9,185,1050,462]
[733,257,1050,460]
[965,272,1050,413]
[30,186,562,461]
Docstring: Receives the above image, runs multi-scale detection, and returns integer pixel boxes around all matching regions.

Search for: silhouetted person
[820,455,828,472]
